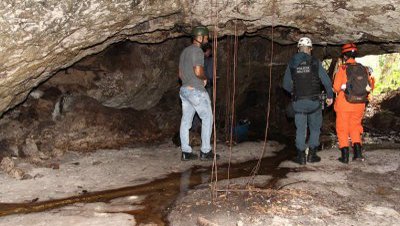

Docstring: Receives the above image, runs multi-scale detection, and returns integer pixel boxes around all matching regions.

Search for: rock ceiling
[0,0,399,115]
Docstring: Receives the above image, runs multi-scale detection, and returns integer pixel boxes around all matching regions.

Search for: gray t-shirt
[179,45,205,91]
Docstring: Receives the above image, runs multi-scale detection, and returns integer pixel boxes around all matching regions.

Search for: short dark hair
[344,51,357,58]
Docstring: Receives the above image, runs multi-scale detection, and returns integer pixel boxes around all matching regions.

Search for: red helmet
[341,43,357,54]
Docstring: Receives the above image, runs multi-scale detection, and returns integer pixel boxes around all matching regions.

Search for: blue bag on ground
[233,119,251,143]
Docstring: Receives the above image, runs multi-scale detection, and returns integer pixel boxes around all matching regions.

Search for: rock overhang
[1,0,400,115]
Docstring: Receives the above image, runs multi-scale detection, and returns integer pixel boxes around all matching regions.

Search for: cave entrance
[357,53,400,94]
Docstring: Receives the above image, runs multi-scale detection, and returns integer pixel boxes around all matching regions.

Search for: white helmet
[297,37,312,47]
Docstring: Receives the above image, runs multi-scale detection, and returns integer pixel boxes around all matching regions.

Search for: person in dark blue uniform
[282,37,334,165]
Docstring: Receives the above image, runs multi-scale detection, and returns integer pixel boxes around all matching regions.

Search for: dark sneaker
[181,152,198,161]
[200,151,220,161]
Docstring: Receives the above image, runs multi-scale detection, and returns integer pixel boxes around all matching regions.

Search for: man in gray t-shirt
[179,45,206,91]
[178,26,218,161]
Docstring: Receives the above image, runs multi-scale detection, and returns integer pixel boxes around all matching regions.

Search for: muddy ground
[168,145,400,226]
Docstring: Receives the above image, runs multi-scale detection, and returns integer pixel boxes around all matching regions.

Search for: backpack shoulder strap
[345,62,357,66]
[308,57,321,82]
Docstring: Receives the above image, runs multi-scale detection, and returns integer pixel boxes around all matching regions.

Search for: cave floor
[168,146,400,226]
[0,141,285,226]
[0,141,399,226]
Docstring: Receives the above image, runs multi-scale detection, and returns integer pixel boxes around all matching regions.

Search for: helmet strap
[193,36,205,46]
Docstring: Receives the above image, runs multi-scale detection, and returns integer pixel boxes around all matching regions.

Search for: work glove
[340,84,346,90]
[366,85,372,92]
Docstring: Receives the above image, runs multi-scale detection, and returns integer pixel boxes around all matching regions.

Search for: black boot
[295,150,306,165]
[307,147,321,163]
[181,152,198,161]
[339,147,349,164]
[200,151,220,161]
[353,143,364,161]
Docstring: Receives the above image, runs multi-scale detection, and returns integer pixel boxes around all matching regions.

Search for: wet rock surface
[0,141,283,203]
[0,141,283,225]
[168,148,400,226]
[0,205,135,226]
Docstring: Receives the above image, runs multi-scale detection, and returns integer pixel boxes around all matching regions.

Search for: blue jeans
[179,87,213,153]
[293,99,322,151]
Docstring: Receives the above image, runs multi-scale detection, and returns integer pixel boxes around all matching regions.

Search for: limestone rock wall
[0,39,185,156]
[45,40,186,110]
[1,0,400,115]
[0,36,293,156]
[0,0,181,115]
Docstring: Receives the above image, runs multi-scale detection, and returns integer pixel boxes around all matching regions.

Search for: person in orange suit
[333,43,374,163]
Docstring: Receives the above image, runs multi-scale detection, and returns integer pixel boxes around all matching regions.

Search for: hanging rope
[210,0,276,196]
[211,0,240,198]
[224,37,232,143]
[248,0,276,183]
[210,0,220,202]
[227,20,239,189]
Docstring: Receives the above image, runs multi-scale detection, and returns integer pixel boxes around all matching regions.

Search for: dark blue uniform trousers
[292,99,322,151]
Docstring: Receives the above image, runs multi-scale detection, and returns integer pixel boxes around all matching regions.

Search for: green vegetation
[354,53,400,94]
[322,59,332,71]
[374,53,400,94]
[318,54,399,95]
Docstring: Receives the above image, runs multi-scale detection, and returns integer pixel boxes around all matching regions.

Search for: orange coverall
[333,58,374,148]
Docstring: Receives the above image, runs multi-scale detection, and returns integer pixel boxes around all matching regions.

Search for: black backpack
[344,63,370,103]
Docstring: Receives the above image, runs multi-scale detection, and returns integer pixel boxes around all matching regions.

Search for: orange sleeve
[367,75,375,101]
[333,66,345,93]
[369,75,375,90]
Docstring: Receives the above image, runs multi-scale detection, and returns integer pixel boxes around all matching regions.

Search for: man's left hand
[203,79,207,86]
[326,98,333,106]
